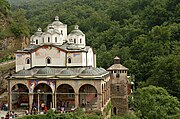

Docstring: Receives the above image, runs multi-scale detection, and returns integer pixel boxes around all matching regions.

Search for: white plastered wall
[31,46,66,67]
[87,48,94,67]
[77,35,85,48]
[16,53,31,72]
[67,34,78,44]
[53,24,67,42]
[42,33,52,43]
[51,33,63,45]
[67,52,83,66]
[82,52,86,66]
[33,36,43,45]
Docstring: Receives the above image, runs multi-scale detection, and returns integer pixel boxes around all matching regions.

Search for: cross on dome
[37,27,42,32]
[55,16,59,21]
[75,25,79,30]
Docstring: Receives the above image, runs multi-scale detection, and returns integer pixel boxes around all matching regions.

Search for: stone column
[104,89,107,104]
[9,91,12,111]
[97,93,102,110]
[102,92,104,107]
[54,92,57,109]
[8,80,12,111]
[29,93,33,111]
[75,93,79,108]
[52,93,55,108]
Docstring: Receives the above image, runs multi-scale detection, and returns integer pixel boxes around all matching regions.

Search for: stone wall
[110,79,129,115]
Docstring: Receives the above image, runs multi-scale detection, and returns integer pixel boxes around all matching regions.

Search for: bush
[111,112,138,119]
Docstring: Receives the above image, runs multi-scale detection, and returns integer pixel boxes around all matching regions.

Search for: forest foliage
[131,86,180,118]
[7,0,179,99]
[1,0,180,118]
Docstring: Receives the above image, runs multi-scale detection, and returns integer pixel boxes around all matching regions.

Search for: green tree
[10,9,29,37]
[132,86,180,119]
[147,55,180,98]
[0,0,10,16]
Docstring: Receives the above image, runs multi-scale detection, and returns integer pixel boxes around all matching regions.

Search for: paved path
[0,111,8,118]
[0,60,15,66]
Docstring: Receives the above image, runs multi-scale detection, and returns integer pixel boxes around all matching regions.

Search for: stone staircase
[86,97,98,110]
[91,101,98,110]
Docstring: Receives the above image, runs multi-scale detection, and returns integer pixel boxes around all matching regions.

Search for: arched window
[116,73,120,78]
[26,57,31,64]
[46,57,51,64]
[113,107,117,115]
[55,37,57,42]
[48,37,50,42]
[35,39,38,44]
[61,30,63,35]
[68,57,71,63]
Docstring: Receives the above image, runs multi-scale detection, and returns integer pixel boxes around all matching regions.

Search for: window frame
[25,57,31,64]
[46,57,51,64]
[68,57,72,63]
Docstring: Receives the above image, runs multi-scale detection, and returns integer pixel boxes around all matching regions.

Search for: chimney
[114,56,120,64]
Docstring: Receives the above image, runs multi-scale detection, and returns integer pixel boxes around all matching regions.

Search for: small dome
[69,25,84,36]
[55,16,59,21]
[13,69,33,77]
[58,69,76,76]
[37,27,42,32]
[34,27,43,36]
[36,67,55,76]
[80,68,99,76]
[51,16,63,26]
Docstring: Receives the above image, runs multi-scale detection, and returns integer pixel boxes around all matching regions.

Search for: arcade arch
[33,83,52,110]
[11,84,29,110]
[56,84,75,111]
[79,84,97,110]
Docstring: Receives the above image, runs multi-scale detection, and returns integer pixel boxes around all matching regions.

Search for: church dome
[69,25,84,36]
[13,69,33,78]
[34,28,43,36]
[58,69,76,76]
[51,16,63,26]
[80,68,99,76]
[35,67,55,77]
[60,69,75,75]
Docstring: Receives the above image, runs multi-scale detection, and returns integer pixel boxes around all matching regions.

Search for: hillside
[8,0,180,99]
[0,0,30,62]
[1,0,180,118]
[0,0,31,97]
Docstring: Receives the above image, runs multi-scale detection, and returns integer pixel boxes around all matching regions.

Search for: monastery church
[7,16,130,115]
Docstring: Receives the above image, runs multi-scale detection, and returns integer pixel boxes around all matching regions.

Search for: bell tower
[107,56,130,115]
